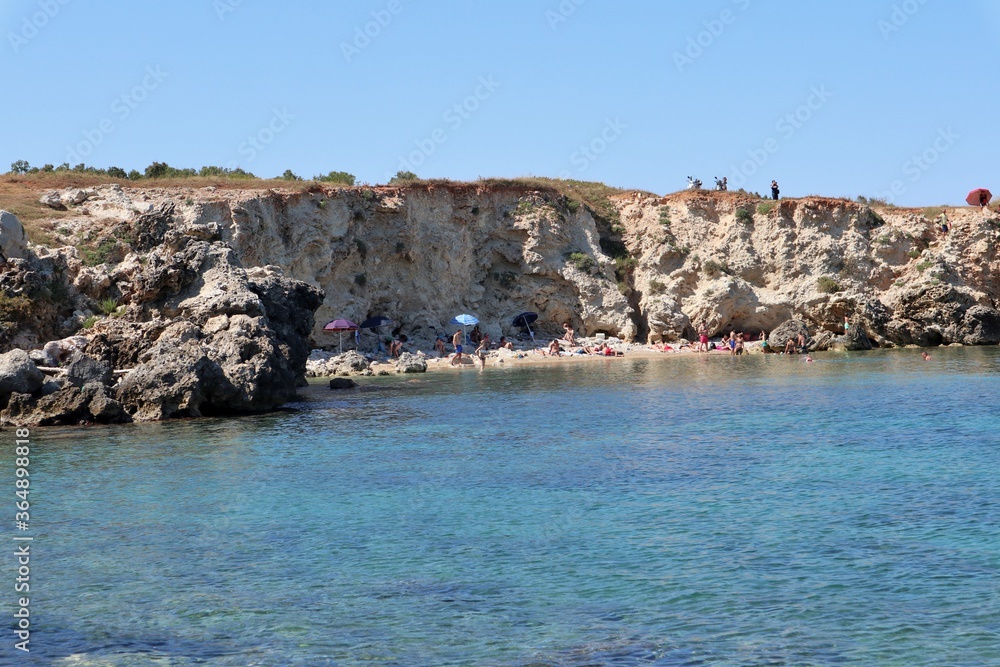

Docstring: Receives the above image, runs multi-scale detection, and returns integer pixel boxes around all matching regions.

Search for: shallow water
[10,348,1000,665]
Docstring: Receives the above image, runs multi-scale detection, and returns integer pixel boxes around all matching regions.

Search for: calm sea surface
[10,348,1000,666]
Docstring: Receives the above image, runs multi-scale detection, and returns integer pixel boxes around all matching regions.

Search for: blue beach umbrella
[450,314,479,345]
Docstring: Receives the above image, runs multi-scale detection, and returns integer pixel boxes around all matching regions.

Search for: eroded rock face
[104,236,323,421]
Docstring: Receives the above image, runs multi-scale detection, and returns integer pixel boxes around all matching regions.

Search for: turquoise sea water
[9,348,1000,666]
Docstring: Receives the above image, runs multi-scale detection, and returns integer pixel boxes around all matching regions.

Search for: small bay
[17,347,1000,666]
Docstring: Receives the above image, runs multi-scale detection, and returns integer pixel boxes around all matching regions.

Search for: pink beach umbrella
[966,188,992,207]
[323,318,359,354]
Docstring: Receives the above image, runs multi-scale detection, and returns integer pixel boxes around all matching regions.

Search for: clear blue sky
[2,1,996,206]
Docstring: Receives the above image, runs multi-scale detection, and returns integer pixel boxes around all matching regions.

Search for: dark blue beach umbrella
[512,312,538,340]
[359,316,395,352]
[359,316,394,330]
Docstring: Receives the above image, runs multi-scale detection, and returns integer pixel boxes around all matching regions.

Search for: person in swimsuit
[475,338,488,370]
[697,321,709,352]
[451,330,464,366]
[562,322,576,345]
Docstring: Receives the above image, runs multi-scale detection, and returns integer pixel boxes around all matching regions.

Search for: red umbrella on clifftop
[323,318,359,354]
[966,188,992,207]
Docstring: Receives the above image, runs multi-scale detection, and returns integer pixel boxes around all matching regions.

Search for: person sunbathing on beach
[498,336,514,350]
[549,339,562,357]
[469,325,482,345]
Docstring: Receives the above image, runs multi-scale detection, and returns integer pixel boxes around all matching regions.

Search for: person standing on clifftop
[771,180,780,200]
[938,208,949,236]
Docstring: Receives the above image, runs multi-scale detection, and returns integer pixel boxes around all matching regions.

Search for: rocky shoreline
[1,180,998,426]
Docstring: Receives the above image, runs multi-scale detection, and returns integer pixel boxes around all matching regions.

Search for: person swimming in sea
[921,351,931,361]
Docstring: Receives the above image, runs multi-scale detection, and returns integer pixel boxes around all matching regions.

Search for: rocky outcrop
[3,377,130,427]
[830,325,874,352]
[104,236,323,421]
[768,320,809,350]
[0,206,323,425]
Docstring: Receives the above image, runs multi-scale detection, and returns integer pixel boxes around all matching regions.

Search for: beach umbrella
[323,318,359,354]
[450,313,479,345]
[359,316,394,329]
[966,188,992,207]
[359,315,394,353]
[512,311,538,341]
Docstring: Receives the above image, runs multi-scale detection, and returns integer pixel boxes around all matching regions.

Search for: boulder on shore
[394,352,427,373]
[830,325,873,352]
[768,320,809,350]
[0,349,44,399]
[0,210,28,260]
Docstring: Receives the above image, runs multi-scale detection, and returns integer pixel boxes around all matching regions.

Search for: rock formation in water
[0,202,322,426]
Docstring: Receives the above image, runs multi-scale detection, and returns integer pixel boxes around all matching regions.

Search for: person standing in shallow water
[698,321,709,353]
[771,180,780,200]
[451,329,464,366]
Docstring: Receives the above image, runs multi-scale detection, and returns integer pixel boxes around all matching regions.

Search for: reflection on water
[10,347,1000,666]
